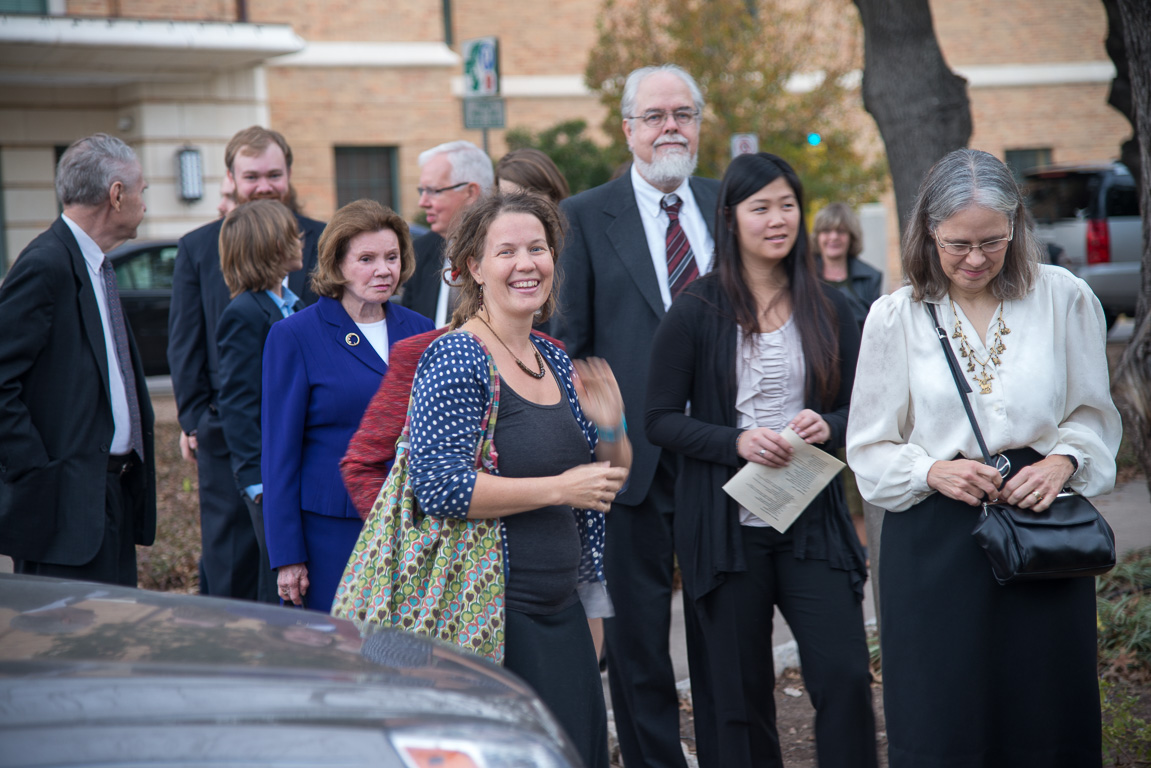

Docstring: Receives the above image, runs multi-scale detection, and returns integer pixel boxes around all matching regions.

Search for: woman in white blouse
[646,153,877,768]
[846,149,1122,768]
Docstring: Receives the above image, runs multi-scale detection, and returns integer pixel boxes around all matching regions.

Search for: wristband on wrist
[597,414,627,443]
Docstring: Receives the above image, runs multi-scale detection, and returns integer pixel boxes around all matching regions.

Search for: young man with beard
[167,126,325,603]
[556,65,719,768]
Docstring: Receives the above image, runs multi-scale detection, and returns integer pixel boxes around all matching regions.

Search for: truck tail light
[1086,219,1110,264]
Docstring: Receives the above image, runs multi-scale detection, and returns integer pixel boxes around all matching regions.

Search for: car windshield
[1025,172,1095,221]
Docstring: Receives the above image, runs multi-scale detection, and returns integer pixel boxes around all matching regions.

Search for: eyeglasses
[625,109,700,128]
[417,182,468,198]
[933,225,1014,257]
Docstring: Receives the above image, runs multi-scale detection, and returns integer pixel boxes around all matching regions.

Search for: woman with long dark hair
[645,152,876,768]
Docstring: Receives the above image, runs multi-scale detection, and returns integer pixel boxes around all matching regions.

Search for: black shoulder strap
[924,302,994,464]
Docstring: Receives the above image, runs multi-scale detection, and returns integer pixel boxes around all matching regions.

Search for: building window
[0,0,49,12]
[334,147,399,211]
[1005,148,1053,181]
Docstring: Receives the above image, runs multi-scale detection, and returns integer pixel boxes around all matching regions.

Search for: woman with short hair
[811,202,882,328]
[262,199,434,612]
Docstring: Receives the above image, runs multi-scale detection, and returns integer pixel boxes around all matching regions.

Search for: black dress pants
[16,463,139,587]
[602,454,690,768]
[196,408,258,600]
[691,525,877,768]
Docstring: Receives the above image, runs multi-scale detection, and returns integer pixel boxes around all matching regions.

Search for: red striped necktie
[661,195,698,300]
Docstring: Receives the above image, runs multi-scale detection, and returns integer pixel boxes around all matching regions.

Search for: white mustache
[654,137,689,148]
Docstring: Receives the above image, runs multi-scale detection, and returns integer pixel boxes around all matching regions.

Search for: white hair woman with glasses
[846,149,1121,768]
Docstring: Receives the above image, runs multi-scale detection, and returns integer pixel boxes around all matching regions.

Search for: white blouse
[735,318,805,526]
[846,264,1122,512]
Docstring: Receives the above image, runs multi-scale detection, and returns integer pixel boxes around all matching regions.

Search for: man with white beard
[555,64,719,768]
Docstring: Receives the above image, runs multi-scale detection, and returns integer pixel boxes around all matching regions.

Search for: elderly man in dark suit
[556,64,719,768]
[0,133,156,586]
[400,140,492,325]
[167,126,325,601]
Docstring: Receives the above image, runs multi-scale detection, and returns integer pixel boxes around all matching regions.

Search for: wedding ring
[1033,491,1044,502]
[758,449,766,457]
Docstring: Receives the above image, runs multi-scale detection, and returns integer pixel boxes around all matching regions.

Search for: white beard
[632,146,698,188]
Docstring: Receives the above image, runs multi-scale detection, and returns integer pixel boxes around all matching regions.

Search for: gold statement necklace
[949,297,1010,395]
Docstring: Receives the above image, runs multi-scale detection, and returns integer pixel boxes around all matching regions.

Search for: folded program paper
[722,427,845,533]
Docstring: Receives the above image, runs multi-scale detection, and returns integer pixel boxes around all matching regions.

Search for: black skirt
[879,448,1101,768]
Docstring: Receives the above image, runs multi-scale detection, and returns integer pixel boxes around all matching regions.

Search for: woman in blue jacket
[216,199,304,604]
[262,199,434,612]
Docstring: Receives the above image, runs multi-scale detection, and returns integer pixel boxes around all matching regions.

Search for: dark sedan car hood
[0,575,575,767]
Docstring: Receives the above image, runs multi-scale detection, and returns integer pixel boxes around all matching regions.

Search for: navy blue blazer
[216,290,294,491]
[168,212,324,436]
[261,296,434,569]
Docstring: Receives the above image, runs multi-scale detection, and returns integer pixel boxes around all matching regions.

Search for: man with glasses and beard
[555,64,719,768]
[400,140,493,325]
[168,126,325,603]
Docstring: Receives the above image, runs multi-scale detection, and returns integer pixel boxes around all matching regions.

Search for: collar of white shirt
[630,165,695,222]
[61,213,107,276]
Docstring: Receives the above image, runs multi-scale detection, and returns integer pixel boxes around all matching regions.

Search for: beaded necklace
[949,297,1010,395]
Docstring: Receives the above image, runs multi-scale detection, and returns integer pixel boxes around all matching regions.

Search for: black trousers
[504,601,609,768]
[242,494,280,604]
[691,525,877,768]
[16,464,138,587]
[602,454,690,768]
[196,409,258,600]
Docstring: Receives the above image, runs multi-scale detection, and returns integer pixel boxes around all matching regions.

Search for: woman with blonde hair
[216,199,303,603]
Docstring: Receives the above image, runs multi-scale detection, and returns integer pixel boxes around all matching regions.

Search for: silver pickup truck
[1024,162,1142,328]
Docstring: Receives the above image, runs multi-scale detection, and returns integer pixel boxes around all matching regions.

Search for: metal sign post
[462,36,504,155]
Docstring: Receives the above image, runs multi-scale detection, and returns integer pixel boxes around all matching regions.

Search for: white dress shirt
[630,164,715,311]
[61,214,134,455]
[846,264,1122,512]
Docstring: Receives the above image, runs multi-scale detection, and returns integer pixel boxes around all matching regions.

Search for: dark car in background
[109,238,179,376]
[0,574,581,768]
[1024,162,1142,328]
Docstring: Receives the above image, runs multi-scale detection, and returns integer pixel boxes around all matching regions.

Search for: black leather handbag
[926,304,1116,586]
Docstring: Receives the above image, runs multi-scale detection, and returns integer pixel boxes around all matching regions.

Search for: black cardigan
[644,273,866,601]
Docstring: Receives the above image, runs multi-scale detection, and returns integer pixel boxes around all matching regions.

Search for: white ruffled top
[735,316,806,527]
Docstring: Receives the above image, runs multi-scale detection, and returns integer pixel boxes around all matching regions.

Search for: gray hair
[620,64,705,119]
[55,133,139,207]
[418,140,494,193]
[903,148,1039,302]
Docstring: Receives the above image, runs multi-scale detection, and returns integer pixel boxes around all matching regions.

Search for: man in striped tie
[0,133,156,586]
[556,64,720,768]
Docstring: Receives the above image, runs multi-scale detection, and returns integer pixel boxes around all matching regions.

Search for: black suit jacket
[400,231,446,323]
[555,173,720,504]
[0,218,156,563]
[168,212,324,434]
[644,275,866,599]
[216,290,289,491]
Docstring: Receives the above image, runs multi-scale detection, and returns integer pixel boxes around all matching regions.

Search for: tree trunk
[852,0,972,235]
[851,0,972,646]
[1109,0,1151,498]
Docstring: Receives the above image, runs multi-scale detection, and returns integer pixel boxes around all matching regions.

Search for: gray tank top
[494,369,589,615]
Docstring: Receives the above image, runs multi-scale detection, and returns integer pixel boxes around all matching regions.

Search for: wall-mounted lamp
[178,147,203,202]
